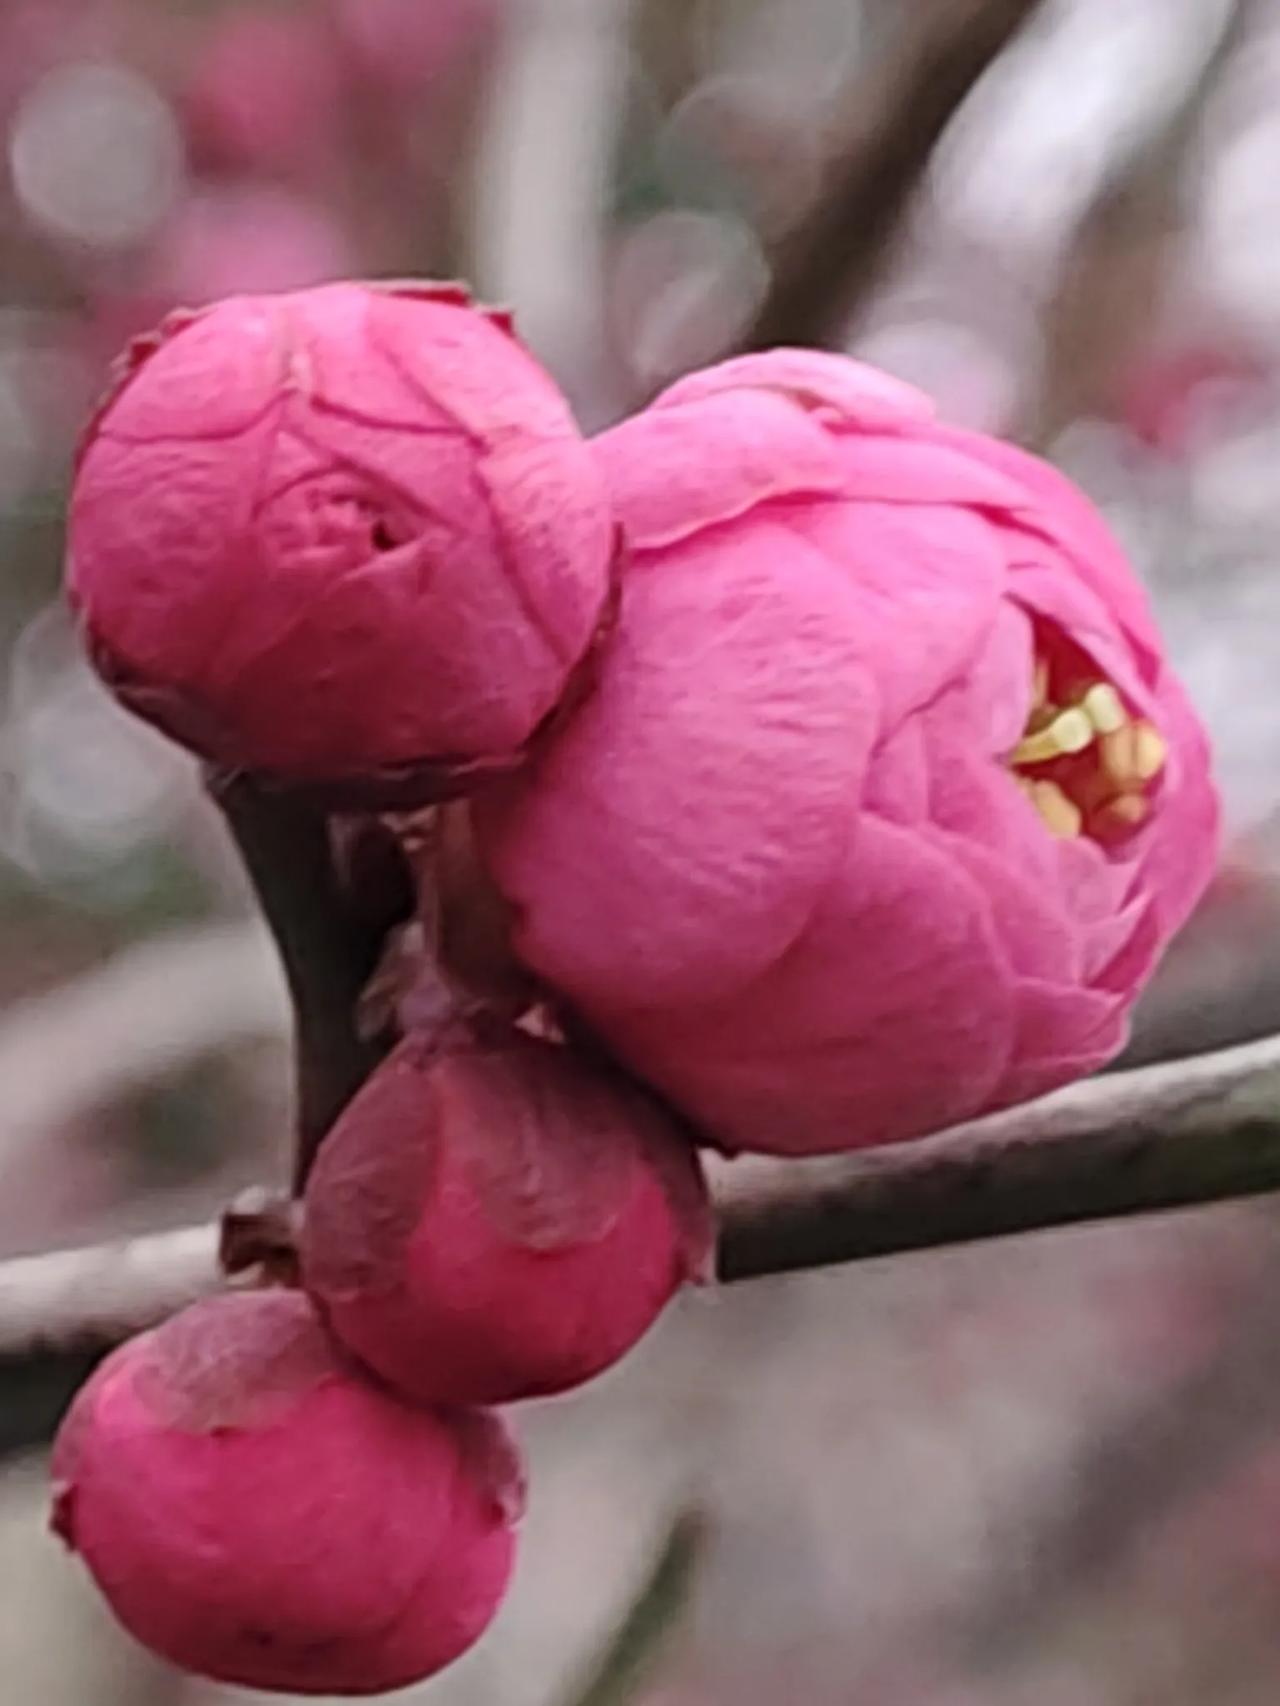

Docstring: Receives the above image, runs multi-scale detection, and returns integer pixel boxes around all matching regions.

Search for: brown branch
[716,1030,1280,1281]
[209,775,408,1191]
[738,0,1049,353]
[0,1228,223,1458]
[4,1032,1280,1387]
[0,1227,220,1360]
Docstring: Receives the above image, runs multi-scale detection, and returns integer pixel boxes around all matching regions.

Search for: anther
[1011,707,1094,767]
[1022,779,1083,838]
[1133,722,1166,781]
[1098,793,1150,830]
[1101,721,1166,788]
[1081,683,1126,735]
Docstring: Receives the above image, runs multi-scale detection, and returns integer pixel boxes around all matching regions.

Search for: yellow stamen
[1011,706,1094,767]
[1133,721,1167,782]
[1099,793,1150,830]
[1101,717,1167,789]
[1101,725,1138,787]
[1023,779,1083,838]
[1010,657,1164,844]
[1081,683,1127,735]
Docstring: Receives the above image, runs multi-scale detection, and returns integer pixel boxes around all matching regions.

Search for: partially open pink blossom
[67,282,614,803]
[51,1289,522,1695]
[302,1021,711,1405]
[477,349,1219,1154]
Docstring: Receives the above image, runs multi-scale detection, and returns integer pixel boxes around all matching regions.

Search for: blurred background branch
[0,920,285,1181]
[558,1508,707,1706]
[470,0,634,417]
[739,0,1050,352]
[1018,0,1257,448]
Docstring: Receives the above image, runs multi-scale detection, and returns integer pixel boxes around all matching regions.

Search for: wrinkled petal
[1006,562,1158,718]
[928,421,1166,666]
[927,833,1083,985]
[992,980,1129,1109]
[862,718,930,825]
[776,496,1006,728]
[594,390,844,549]
[941,599,1037,756]
[69,283,612,797]
[480,518,879,1008]
[654,346,935,429]
[1090,900,1163,997]
[600,817,1019,1153]
[1134,667,1222,936]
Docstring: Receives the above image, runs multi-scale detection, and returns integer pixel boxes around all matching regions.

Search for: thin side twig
[210,776,406,1191]
[715,1029,1280,1281]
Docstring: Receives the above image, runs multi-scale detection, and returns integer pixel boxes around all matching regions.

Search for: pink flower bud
[301,1024,712,1405]
[50,1290,522,1695]
[476,349,1219,1154]
[66,281,614,804]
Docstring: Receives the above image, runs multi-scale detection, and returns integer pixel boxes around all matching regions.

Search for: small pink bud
[66,281,614,804]
[301,1025,712,1405]
[51,1290,523,1695]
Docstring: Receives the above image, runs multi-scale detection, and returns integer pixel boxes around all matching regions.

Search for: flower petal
[594,389,844,549]
[777,494,1007,728]
[654,347,935,429]
[479,517,879,1008]
[599,815,1018,1153]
